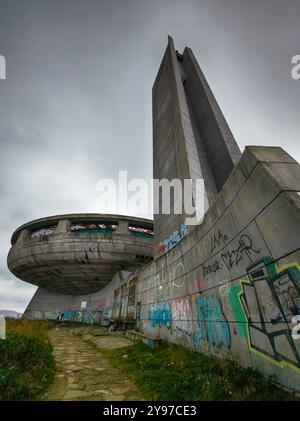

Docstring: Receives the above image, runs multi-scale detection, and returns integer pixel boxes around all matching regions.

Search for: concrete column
[116,220,129,234]
[16,229,30,245]
[55,219,71,234]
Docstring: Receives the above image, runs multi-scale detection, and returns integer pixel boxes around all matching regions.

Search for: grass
[0,319,55,401]
[102,341,299,401]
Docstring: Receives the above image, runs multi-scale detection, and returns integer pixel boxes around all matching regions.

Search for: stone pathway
[45,326,142,401]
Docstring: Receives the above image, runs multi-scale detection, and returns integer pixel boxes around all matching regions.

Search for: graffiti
[152,261,186,300]
[71,222,118,232]
[171,298,193,335]
[62,310,72,321]
[218,279,230,298]
[42,309,101,324]
[129,226,153,237]
[136,302,142,328]
[157,223,187,254]
[228,257,300,369]
[44,311,59,320]
[76,311,83,322]
[202,260,223,276]
[226,285,248,339]
[101,309,110,325]
[202,235,260,277]
[148,301,171,328]
[146,338,154,349]
[221,234,260,270]
[210,230,228,252]
[83,311,100,324]
[31,225,56,238]
[193,295,230,349]
[292,316,300,340]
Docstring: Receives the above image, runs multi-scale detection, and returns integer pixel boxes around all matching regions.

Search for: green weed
[102,341,299,401]
[0,319,55,400]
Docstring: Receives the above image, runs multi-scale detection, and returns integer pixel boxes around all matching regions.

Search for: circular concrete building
[7,214,153,295]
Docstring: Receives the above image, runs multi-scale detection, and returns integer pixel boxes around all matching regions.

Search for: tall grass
[103,341,299,401]
[0,319,55,401]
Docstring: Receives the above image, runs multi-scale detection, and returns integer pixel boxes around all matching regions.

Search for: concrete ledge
[125,330,162,349]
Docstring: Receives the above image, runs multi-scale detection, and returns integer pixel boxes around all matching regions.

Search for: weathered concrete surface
[83,332,134,350]
[23,270,130,325]
[135,146,300,393]
[45,326,142,401]
[21,146,300,394]
[152,36,241,249]
[7,214,153,294]
[9,36,300,396]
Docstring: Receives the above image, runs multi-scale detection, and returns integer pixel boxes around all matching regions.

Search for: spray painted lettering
[148,301,171,328]
[210,230,228,252]
[157,223,187,254]
[171,297,193,335]
[193,295,230,349]
[221,234,260,270]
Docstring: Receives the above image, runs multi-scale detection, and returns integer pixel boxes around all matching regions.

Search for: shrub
[0,319,55,400]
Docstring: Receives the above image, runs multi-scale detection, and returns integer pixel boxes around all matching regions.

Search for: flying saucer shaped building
[7,214,153,295]
[6,36,300,393]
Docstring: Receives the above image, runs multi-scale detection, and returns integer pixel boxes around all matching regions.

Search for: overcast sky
[0,0,299,313]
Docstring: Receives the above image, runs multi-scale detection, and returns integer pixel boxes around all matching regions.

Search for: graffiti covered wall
[23,270,130,327]
[135,147,300,392]
[22,147,300,393]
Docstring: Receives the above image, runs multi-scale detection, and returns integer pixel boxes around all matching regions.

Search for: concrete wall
[24,270,132,326]
[152,37,242,253]
[23,145,300,392]
[135,146,300,392]
[182,47,241,191]
[152,36,191,247]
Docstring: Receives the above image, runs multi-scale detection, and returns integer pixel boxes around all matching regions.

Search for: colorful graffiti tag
[193,295,231,349]
[147,296,231,351]
[157,223,187,254]
[43,310,101,325]
[148,301,171,328]
[31,225,56,238]
[227,256,300,369]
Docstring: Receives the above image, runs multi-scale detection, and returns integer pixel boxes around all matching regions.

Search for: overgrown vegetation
[0,319,55,401]
[103,341,299,401]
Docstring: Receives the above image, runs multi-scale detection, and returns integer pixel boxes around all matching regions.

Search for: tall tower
[153,36,241,253]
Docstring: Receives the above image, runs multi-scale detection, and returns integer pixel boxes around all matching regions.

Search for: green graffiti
[227,257,300,372]
[226,284,247,339]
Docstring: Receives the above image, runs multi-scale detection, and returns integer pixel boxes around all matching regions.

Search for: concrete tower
[153,36,241,252]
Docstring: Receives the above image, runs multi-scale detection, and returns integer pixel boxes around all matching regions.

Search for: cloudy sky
[0,0,299,313]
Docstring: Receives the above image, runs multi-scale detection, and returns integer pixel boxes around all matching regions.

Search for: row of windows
[29,222,153,239]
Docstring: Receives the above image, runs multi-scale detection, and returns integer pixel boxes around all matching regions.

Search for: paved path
[45,326,142,401]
